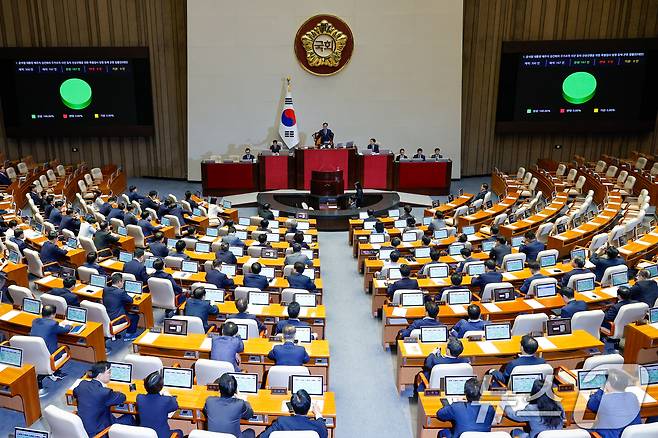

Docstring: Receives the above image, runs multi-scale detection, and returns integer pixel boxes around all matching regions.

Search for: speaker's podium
[310,170,345,210]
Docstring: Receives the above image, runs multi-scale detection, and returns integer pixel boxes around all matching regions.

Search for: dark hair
[496,236,507,244]
[525,230,536,240]
[367,209,374,217]
[425,301,439,318]
[370,138,376,142]
[192,287,206,299]
[42,304,56,318]
[141,211,150,219]
[390,237,401,247]
[236,297,248,313]
[447,338,464,357]
[374,221,385,234]
[8,219,17,227]
[154,232,164,241]
[458,234,468,243]
[175,240,186,252]
[435,211,444,219]
[291,243,302,253]
[185,190,192,199]
[617,285,632,300]
[222,321,238,336]
[390,251,400,262]
[98,221,109,231]
[148,190,157,197]
[129,185,137,192]
[485,259,496,270]
[608,368,630,391]
[260,219,269,229]
[153,258,165,271]
[293,231,305,244]
[111,272,123,285]
[134,248,145,258]
[639,269,651,280]
[559,286,575,299]
[450,273,463,286]
[257,233,268,244]
[528,261,540,272]
[406,217,415,227]
[490,226,499,235]
[529,378,564,428]
[89,361,111,378]
[290,389,312,414]
[63,276,76,288]
[14,229,23,239]
[144,371,164,394]
[430,249,440,261]
[86,252,98,264]
[572,257,585,268]
[464,377,481,402]
[460,248,471,258]
[251,262,262,274]
[288,301,301,318]
[217,373,237,397]
[521,334,539,355]
[466,304,481,320]
[48,230,58,240]
[404,205,412,214]
[294,262,305,273]
[400,264,411,277]
[421,235,431,246]
[606,246,619,259]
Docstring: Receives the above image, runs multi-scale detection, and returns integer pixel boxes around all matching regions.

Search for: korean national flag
[279,89,299,148]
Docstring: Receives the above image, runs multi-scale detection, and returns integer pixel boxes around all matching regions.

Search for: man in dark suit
[259,203,275,220]
[151,258,185,313]
[591,246,626,282]
[367,138,380,153]
[586,368,641,438]
[431,147,443,159]
[520,261,546,295]
[395,148,408,161]
[260,390,327,438]
[471,260,503,293]
[169,240,190,260]
[168,202,187,227]
[451,304,489,338]
[473,183,490,203]
[123,204,138,226]
[207,259,235,290]
[387,264,419,299]
[93,221,120,253]
[9,229,27,253]
[603,286,636,326]
[400,301,441,338]
[49,276,80,306]
[0,169,11,185]
[315,122,333,147]
[273,301,309,335]
[233,297,266,334]
[455,248,476,274]
[413,148,426,160]
[492,335,547,384]
[204,374,256,438]
[157,199,172,220]
[436,377,495,437]
[418,338,469,392]
[184,191,199,210]
[73,361,135,436]
[60,208,81,235]
[106,203,125,222]
[30,185,44,209]
[561,257,591,287]
[30,304,71,355]
[184,287,219,332]
[83,251,106,276]
[43,195,55,219]
[210,321,243,371]
[242,147,255,161]
[102,273,139,341]
[40,231,68,272]
[124,248,150,283]
[269,140,282,155]
[286,262,316,292]
[215,242,238,265]
[99,196,115,217]
[267,325,310,365]
[244,262,269,290]
[48,200,64,226]
[127,185,147,203]
[489,236,511,267]
[148,232,169,258]
[142,191,160,212]
[138,211,160,238]
[558,286,587,318]
[519,230,545,262]
[630,269,658,308]
[135,372,182,438]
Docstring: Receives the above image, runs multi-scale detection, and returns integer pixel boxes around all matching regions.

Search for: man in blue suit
[560,257,591,287]
[489,236,511,267]
[590,246,626,282]
[210,321,244,371]
[436,377,495,437]
[157,199,172,220]
[151,258,185,313]
[314,122,334,147]
[400,301,441,338]
[142,191,160,212]
[519,230,545,262]
[168,202,187,227]
[136,371,182,438]
[603,286,636,326]
[106,203,125,222]
[148,232,169,257]
[418,338,469,392]
[30,304,71,355]
[630,269,658,308]
[184,287,219,332]
[82,251,106,276]
[470,260,503,293]
[267,325,310,365]
[128,185,147,203]
[138,212,161,238]
[99,196,115,216]
[260,390,327,438]
[48,200,64,226]
[215,242,238,265]
[204,374,256,438]
[387,264,419,299]
[286,262,316,292]
[124,248,150,283]
[273,301,309,335]
[586,368,641,438]
[206,259,235,290]
[60,208,81,235]
[492,335,547,384]
[244,262,269,290]
[40,231,68,272]
[519,261,546,295]
[222,226,245,247]
[50,276,80,306]
[9,229,27,253]
[232,297,266,334]
[558,286,587,318]
[455,248,476,274]
[168,240,189,260]
[451,304,489,338]
[73,361,135,436]
[102,273,139,341]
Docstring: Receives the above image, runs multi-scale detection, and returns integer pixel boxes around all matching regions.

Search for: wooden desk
[499,192,569,239]
[3,262,28,288]
[618,227,658,268]
[25,234,86,266]
[422,194,475,218]
[0,304,106,362]
[396,330,603,393]
[457,191,522,229]
[0,364,40,426]
[623,322,658,364]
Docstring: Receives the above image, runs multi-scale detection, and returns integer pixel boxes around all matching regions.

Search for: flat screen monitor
[511,236,524,248]
[462,226,475,236]
[447,290,471,305]
[222,200,232,209]
[290,375,323,395]
[485,323,511,340]
[260,267,275,280]
[575,277,595,293]
[66,237,79,248]
[448,243,464,256]
[401,292,424,307]
[192,208,202,217]
[505,259,524,272]
[379,249,393,260]
[266,233,279,243]
[109,362,132,383]
[118,251,133,263]
[166,238,177,248]
[163,318,187,336]
[395,219,408,229]
[14,428,49,438]
[415,247,431,258]
[66,306,87,323]
[387,268,402,280]
[302,268,315,280]
[539,254,557,268]
[577,369,608,391]
[235,230,248,240]
[236,323,248,340]
[649,307,658,324]
[301,249,313,259]
[90,274,107,287]
[181,261,198,273]
[493,287,515,302]
[228,372,258,393]
[434,229,448,239]
[428,265,449,279]
[204,288,224,304]
[267,220,279,229]
[238,217,250,226]
[294,326,312,343]
[249,291,269,305]
[303,234,312,244]
[195,242,210,253]
[293,293,317,307]
[639,364,658,386]
[0,345,22,367]
[388,209,400,218]
[297,222,310,231]
[423,217,432,225]
[8,250,20,264]
[229,246,244,257]
[117,227,127,236]
[546,318,572,336]
[535,283,557,298]
[359,212,368,220]
[220,264,237,277]
[611,271,628,287]
[481,240,495,252]
[510,373,543,394]
[570,248,587,261]
[124,280,143,295]
[206,227,219,237]
[162,367,193,389]
[467,262,485,276]
[645,264,658,278]
[402,232,416,242]
[369,234,385,244]
[22,297,41,315]
[145,257,156,269]
[444,375,475,395]
[420,326,448,343]
[363,221,375,230]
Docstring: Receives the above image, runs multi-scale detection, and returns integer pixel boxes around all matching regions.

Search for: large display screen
[496,39,658,133]
[0,47,154,137]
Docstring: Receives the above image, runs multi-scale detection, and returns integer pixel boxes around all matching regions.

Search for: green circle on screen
[562,72,597,105]
[59,78,92,110]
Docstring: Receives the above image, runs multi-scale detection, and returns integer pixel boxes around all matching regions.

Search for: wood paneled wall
[0,0,187,178]
[461,0,658,176]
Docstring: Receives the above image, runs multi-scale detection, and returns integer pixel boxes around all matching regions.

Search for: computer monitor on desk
[109,362,132,383]
[290,375,324,396]
[90,274,107,287]
[485,323,511,341]
[0,345,22,367]
[510,373,543,394]
[14,428,49,438]
[229,373,258,393]
[577,369,607,391]
[162,367,194,389]
[443,375,474,395]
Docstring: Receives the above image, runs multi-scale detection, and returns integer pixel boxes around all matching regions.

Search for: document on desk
[39,275,57,284]
[581,291,600,300]
[448,304,468,315]
[502,272,518,281]
[599,287,619,298]
[477,341,500,354]
[450,255,464,262]
[649,323,658,330]
[139,332,160,345]
[536,337,557,351]
[626,386,657,404]
[524,299,544,309]
[404,343,423,356]
[392,307,407,317]
[482,303,501,313]
[201,337,212,351]
[100,259,117,268]
[247,305,265,314]
[0,310,21,321]
[0,364,7,373]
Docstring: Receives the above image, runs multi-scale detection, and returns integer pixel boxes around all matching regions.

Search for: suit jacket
[168,206,186,226]
[504,403,565,438]
[136,393,179,438]
[138,219,159,237]
[284,252,313,267]
[274,318,308,335]
[242,154,255,161]
[423,353,469,378]
[30,317,69,353]
[102,286,133,320]
[604,299,636,323]
[261,414,328,438]
[123,259,149,283]
[44,204,54,220]
[587,389,641,438]
[259,209,275,220]
[40,241,68,265]
[156,204,171,220]
[387,277,419,299]
[73,379,128,437]
[413,153,426,160]
[123,212,138,226]
[168,250,189,261]
[317,128,333,143]
[561,268,592,287]
[456,257,476,274]
[151,270,183,295]
[83,262,106,276]
[233,312,265,333]
[367,143,380,153]
[286,272,316,292]
[106,208,125,222]
[400,317,441,338]
[270,144,282,154]
[590,254,626,282]
[395,154,408,161]
[99,202,113,216]
[204,395,254,437]
[210,335,243,370]
[451,319,489,338]
[149,243,168,260]
[222,234,245,247]
[9,236,27,253]
[215,249,237,265]
[60,215,81,234]
[630,279,658,308]
[128,191,147,203]
[519,240,545,262]
[520,273,547,295]
[499,355,546,383]
[489,244,512,266]
[471,271,503,292]
[436,401,496,437]
[142,197,160,212]
[93,230,119,251]
[268,341,310,365]
[560,299,588,318]
[184,297,219,332]
[244,273,269,290]
[206,269,235,290]
[49,287,80,306]
[473,189,489,203]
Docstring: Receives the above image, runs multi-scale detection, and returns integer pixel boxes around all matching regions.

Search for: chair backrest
[624,175,637,191]
[574,176,586,189]
[612,302,649,339]
[492,213,507,226]
[44,404,90,438]
[582,353,624,371]
[226,318,259,339]
[8,285,34,303]
[108,424,158,438]
[266,365,310,388]
[571,310,605,340]
[123,353,163,380]
[594,160,607,173]
[391,289,423,305]
[79,235,98,254]
[62,228,76,241]
[566,169,577,182]
[537,430,590,438]
[78,266,99,283]
[17,162,28,174]
[617,170,628,184]
[566,272,596,290]
[453,206,468,219]
[172,315,206,334]
[147,277,177,310]
[502,253,526,271]
[428,362,474,389]
[127,224,146,248]
[535,249,559,264]
[481,282,514,301]
[537,223,554,243]
[269,432,320,438]
[81,300,112,337]
[600,264,627,287]
[109,218,124,232]
[528,177,538,191]
[234,286,261,302]
[194,358,234,385]
[509,363,554,381]
[650,162,658,176]
[189,431,238,438]
[164,214,182,235]
[555,164,566,177]
[10,335,54,375]
[511,313,549,336]
[56,164,66,177]
[472,199,483,209]
[39,174,49,188]
[23,248,45,277]
[5,167,16,180]
[164,256,183,269]
[522,172,533,185]
[40,293,68,316]
[516,167,526,179]
[247,246,264,257]
[91,167,103,180]
[589,233,609,253]
[281,288,311,304]
[605,165,618,178]
[620,422,658,438]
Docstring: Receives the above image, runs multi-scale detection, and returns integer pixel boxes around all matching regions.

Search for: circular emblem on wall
[294,15,354,76]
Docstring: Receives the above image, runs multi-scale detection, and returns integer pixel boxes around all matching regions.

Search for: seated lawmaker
[504,378,565,438]
[492,335,546,385]
[210,321,243,371]
[138,211,161,237]
[215,242,238,265]
[124,206,139,226]
[293,231,310,249]
[124,248,150,283]
[451,304,489,338]
[399,301,441,338]
[260,390,327,438]
[184,190,199,210]
[269,140,282,154]
[285,243,313,267]
[136,372,182,438]
[242,147,255,161]
[168,240,190,260]
[222,226,245,247]
[48,200,64,226]
[151,258,185,314]
[419,248,442,275]
[60,208,81,235]
[431,147,443,159]
[586,368,641,438]
[204,373,256,438]
[82,251,106,276]
[437,273,468,303]
[473,183,490,203]
[470,259,502,292]
[40,231,68,272]
[489,236,511,266]
[267,325,310,366]
[413,148,426,160]
[436,377,495,437]
[273,301,310,335]
[590,246,626,282]
[232,297,266,334]
[603,286,636,326]
[50,276,80,306]
[519,230,545,262]
[128,185,147,203]
[10,228,28,253]
[30,304,71,363]
[558,286,587,318]
[184,287,219,332]
[387,264,419,299]
[560,256,590,287]
[419,338,469,392]
[629,268,658,308]
[367,138,379,153]
[400,204,414,220]
[520,261,546,295]
[243,262,269,290]
[455,248,476,274]
[259,202,275,220]
[286,262,316,292]
[73,361,135,436]
[206,259,235,290]
[395,148,408,161]
[93,221,120,253]
[106,202,126,222]
[99,196,115,216]
[102,273,139,342]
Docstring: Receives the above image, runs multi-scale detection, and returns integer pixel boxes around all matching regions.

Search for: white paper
[449,304,468,315]
[139,332,160,345]
[392,307,407,317]
[246,305,265,314]
[451,255,464,262]
[0,364,7,373]
[482,303,501,313]
[404,343,422,355]
[524,299,544,309]
[649,323,658,330]
[599,287,619,298]
[0,310,21,321]
[626,386,657,404]
[298,308,308,318]
[100,260,116,268]
[477,341,500,354]
[502,272,518,281]
[201,337,212,350]
[536,337,557,350]
[637,240,652,247]
[69,378,83,390]
[39,275,57,284]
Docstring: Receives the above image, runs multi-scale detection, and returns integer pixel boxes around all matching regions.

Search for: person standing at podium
[314,122,334,148]
[269,140,282,154]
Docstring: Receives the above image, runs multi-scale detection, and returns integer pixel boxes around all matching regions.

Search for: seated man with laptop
[260,389,328,438]
[419,248,442,275]
[210,321,244,371]
[387,264,419,299]
[470,260,502,292]
[491,335,547,385]
[49,275,80,306]
[399,301,441,338]
[450,304,489,338]
[168,240,190,260]
[184,287,220,332]
[436,377,496,438]
[204,373,256,438]
[215,241,238,265]
[286,262,317,292]
[603,286,636,328]
[232,297,266,335]
[123,248,150,283]
[29,304,72,376]
[267,324,310,366]
[560,256,590,287]
[102,272,140,342]
[557,286,587,318]
[273,301,310,335]
[206,258,235,290]
[243,262,270,290]
[417,337,469,393]
[455,248,476,274]
[519,261,546,295]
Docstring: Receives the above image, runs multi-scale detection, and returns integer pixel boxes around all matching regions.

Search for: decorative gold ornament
[300,20,348,68]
